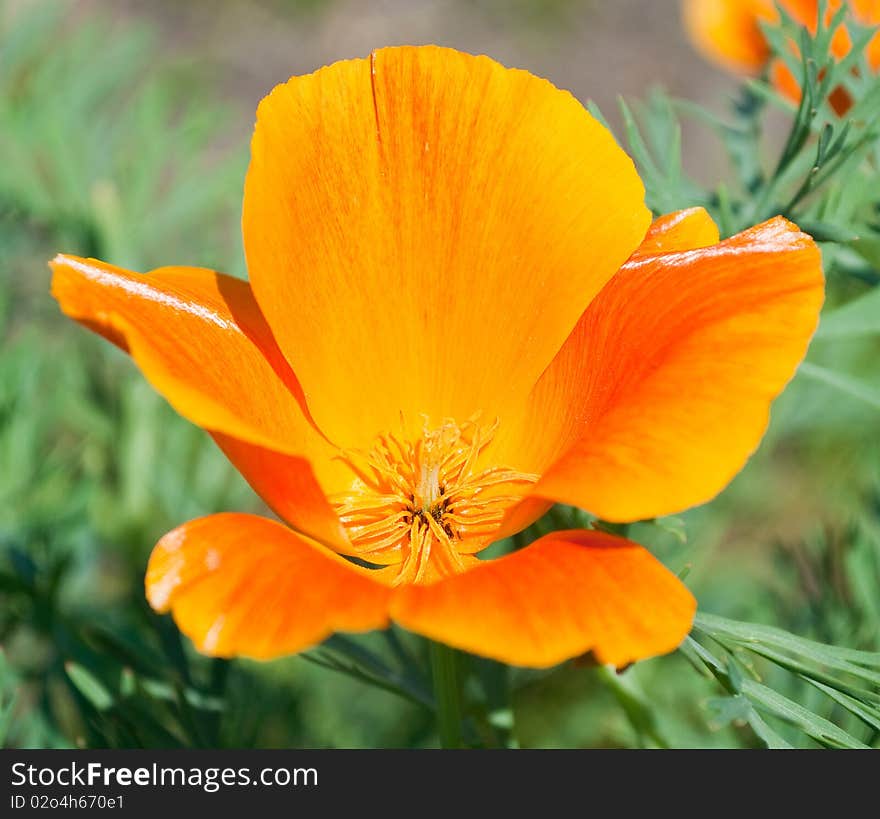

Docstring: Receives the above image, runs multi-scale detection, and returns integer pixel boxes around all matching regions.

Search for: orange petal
[211,433,352,549]
[52,256,308,453]
[631,207,720,257]
[51,256,346,547]
[770,58,806,107]
[491,208,721,479]
[767,0,880,115]
[243,45,649,448]
[769,58,852,115]
[146,514,391,659]
[516,217,823,522]
[391,529,695,668]
[211,432,352,553]
[682,0,776,74]
[860,0,880,70]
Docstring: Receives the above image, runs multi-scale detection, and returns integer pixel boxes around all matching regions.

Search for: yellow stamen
[330,416,538,585]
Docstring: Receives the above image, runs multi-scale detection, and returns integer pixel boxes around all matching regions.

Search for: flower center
[331,416,538,585]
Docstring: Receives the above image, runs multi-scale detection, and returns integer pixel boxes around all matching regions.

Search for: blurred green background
[2,0,879,749]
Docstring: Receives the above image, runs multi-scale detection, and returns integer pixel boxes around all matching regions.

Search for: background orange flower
[682,0,880,111]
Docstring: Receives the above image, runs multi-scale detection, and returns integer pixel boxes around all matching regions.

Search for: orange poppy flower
[51,46,824,669]
[682,0,880,112]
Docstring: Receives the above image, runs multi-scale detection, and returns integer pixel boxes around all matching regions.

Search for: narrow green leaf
[815,286,880,339]
[807,679,880,732]
[694,613,880,669]
[65,663,114,711]
[798,362,880,409]
[740,679,870,749]
[746,710,795,749]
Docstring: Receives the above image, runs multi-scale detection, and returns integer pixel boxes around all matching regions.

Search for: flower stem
[429,641,463,748]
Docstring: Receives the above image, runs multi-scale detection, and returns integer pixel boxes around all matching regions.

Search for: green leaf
[688,614,880,749]
[597,665,668,749]
[798,362,880,410]
[815,286,880,339]
[745,710,795,749]
[848,236,880,269]
[586,100,612,133]
[0,649,18,746]
[302,634,434,709]
[790,219,857,244]
[706,693,752,727]
[807,680,880,732]
[694,613,880,672]
[653,515,688,545]
[739,679,869,749]
[65,662,114,711]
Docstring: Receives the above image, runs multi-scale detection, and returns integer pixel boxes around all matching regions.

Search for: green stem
[430,642,463,748]
[596,665,668,749]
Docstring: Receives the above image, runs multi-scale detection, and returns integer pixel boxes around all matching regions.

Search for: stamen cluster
[332,417,538,584]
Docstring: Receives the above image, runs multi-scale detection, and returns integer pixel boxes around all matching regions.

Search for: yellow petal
[631,207,720,257]
[243,45,649,448]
